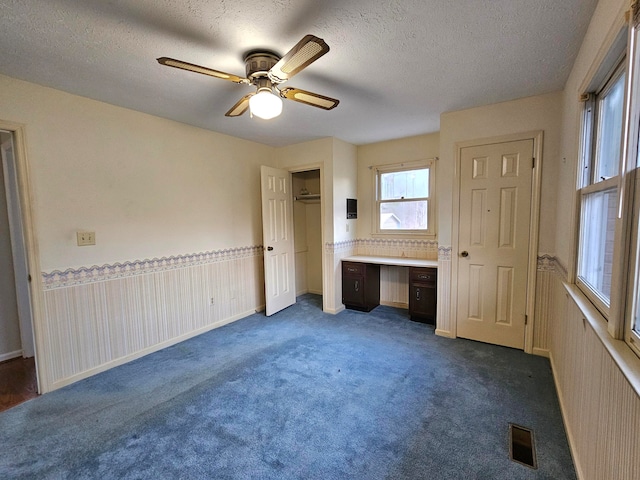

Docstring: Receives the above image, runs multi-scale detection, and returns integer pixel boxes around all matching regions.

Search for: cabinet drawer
[342,261,365,276]
[410,267,437,284]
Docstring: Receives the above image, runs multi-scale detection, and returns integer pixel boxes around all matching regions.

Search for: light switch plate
[77,231,95,246]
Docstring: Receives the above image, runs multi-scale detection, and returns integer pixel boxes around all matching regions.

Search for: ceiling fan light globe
[249,90,283,119]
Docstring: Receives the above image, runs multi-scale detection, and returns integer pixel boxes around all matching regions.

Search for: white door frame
[0,121,45,392]
[287,163,325,308]
[450,131,543,354]
[1,136,35,358]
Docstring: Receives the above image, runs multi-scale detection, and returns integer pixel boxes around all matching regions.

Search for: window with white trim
[625,19,640,355]
[576,59,626,317]
[627,168,640,354]
[373,161,436,236]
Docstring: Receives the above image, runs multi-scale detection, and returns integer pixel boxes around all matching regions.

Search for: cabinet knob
[354,280,359,292]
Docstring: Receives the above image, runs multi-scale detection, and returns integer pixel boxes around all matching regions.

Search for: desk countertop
[342,255,437,268]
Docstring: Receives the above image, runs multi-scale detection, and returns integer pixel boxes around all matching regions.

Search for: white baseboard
[0,350,23,362]
[549,352,584,480]
[435,328,455,338]
[532,347,550,358]
[325,305,345,315]
[308,289,323,295]
[49,308,257,391]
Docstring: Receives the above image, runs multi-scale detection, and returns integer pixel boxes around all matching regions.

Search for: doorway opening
[0,129,38,409]
[292,169,323,308]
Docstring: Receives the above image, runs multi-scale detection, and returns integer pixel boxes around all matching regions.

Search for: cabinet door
[343,275,365,306]
[410,284,436,323]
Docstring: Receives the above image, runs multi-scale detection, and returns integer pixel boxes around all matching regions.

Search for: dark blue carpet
[0,294,575,479]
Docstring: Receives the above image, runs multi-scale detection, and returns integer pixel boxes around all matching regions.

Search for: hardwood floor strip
[0,357,38,412]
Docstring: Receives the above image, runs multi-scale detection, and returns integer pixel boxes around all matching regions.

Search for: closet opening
[292,169,323,309]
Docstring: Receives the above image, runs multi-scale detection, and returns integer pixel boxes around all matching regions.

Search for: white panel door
[1,138,35,357]
[261,165,296,316]
[456,139,533,349]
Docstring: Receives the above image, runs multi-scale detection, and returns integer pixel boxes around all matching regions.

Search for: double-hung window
[373,161,435,236]
[625,21,640,354]
[576,60,626,316]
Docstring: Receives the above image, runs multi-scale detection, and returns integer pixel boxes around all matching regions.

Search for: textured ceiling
[0,0,598,147]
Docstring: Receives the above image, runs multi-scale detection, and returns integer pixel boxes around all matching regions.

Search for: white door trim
[0,121,45,391]
[1,137,35,358]
[287,163,325,308]
[451,131,543,353]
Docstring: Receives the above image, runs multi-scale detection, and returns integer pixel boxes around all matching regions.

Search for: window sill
[564,282,640,396]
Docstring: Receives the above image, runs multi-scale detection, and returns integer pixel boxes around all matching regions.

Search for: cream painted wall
[439,91,563,253]
[0,74,275,272]
[0,73,278,391]
[356,133,440,239]
[332,138,358,243]
[556,0,627,268]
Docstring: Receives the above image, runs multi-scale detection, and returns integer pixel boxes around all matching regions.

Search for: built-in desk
[341,255,438,323]
[342,255,437,269]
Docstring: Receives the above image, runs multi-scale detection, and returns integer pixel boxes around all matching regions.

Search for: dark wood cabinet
[342,261,380,312]
[409,267,437,324]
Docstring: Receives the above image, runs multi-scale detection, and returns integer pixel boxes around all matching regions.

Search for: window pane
[380,200,428,230]
[632,172,640,336]
[634,267,640,335]
[578,187,617,304]
[380,168,429,200]
[595,73,625,180]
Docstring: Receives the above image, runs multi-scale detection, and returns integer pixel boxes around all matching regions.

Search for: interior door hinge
[532,158,535,169]
[525,314,528,325]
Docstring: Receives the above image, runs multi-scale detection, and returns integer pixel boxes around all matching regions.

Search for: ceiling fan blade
[268,35,330,83]
[225,94,253,117]
[157,57,249,84]
[280,87,339,110]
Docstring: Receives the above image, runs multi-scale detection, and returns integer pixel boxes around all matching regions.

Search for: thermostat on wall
[347,198,357,219]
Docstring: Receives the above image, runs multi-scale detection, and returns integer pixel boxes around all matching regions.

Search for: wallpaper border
[42,246,264,290]
[537,254,568,281]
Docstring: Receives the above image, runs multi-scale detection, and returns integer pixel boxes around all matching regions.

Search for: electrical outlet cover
[77,231,96,246]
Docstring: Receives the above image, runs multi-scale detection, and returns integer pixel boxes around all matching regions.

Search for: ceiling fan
[157,34,340,120]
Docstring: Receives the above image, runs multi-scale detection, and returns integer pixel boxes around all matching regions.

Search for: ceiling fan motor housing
[244,52,280,81]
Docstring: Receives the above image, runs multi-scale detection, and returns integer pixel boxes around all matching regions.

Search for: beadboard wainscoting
[40,247,265,391]
[324,240,357,314]
[532,255,567,356]
[540,256,640,479]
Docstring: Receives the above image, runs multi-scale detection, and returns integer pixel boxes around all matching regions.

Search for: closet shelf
[295,194,321,203]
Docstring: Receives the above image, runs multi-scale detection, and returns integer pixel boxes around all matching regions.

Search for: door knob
[460,251,469,257]
[267,246,274,251]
